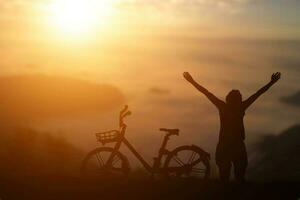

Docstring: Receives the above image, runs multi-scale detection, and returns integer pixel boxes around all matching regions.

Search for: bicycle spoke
[191,171,205,175]
[173,155,185,166]
[188,151,197,164]
[165,147,210,179]
[82,148,129,179]
[190,158,202,166]
[96,152,104,167]
[111,156,121,166]
[191,168,206,172]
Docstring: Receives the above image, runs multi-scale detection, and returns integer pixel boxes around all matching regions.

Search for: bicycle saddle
[159,128,179,135]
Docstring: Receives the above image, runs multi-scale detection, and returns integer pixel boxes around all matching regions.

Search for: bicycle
[81,105,210,179]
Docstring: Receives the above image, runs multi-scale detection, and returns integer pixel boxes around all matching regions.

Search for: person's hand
[271,72,281,83]
[183,72,194,83]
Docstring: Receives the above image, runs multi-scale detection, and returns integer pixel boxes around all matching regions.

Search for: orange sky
[0,0,300,155]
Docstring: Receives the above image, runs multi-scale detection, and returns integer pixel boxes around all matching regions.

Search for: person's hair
[226,90,242,104]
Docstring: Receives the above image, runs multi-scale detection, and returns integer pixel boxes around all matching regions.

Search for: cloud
[149,87,171,95]
[248,124,300,181]
[111,0,271,16]
[117,0,253,6]
[115,0,257,10]
[0,0,273,21]
[0,74,125,123]
[281,91,300,107]
[272,55,300,72]
[0,0,258,12]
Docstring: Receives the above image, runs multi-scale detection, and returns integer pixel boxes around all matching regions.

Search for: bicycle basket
[95,130,120,145]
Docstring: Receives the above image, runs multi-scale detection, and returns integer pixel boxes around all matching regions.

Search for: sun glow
[49,0,113,37]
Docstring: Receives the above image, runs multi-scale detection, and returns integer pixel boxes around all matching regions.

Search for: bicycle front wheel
[81,147,130,180]
[164,145,210,179]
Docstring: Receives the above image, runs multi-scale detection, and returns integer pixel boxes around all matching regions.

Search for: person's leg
[233,161,246,183]
[218,162,231,183]
[216,142,231,183]
[233,142,248,183]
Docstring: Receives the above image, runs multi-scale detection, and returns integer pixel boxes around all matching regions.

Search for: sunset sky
[0,0,299,78]
[1,0,300,40]
[0,0,299,172]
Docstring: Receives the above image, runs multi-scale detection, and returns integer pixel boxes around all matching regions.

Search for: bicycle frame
[83,105,211,179]
[107,125,174,174]
[106,106,172,174]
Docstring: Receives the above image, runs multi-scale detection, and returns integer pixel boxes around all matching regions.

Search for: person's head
[226,90,242,105]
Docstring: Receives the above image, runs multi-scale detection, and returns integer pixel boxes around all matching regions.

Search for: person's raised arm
[243,72,281,109]
[183,72,224,108]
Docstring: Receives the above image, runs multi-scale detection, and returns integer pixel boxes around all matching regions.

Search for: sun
[49,0,113,37]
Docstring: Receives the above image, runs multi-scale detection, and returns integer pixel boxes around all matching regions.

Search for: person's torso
[218,104,245,144]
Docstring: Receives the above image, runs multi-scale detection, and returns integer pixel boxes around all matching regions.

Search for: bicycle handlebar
[119,105,131,127]
[120,105,128,116]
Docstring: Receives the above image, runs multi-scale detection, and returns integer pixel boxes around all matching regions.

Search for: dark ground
[0,177,299,200]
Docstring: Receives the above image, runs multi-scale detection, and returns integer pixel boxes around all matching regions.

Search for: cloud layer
[0,74,124,123]
[249,124,300,181]
[0,0,257,11]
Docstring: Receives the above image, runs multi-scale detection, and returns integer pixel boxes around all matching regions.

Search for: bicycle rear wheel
[164,145,210,179]
[81,147,130,180]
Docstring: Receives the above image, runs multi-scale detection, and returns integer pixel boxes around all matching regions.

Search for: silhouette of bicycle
[81,105,210,180]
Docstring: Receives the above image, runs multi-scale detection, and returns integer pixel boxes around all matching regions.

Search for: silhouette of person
[183,72,281,183]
